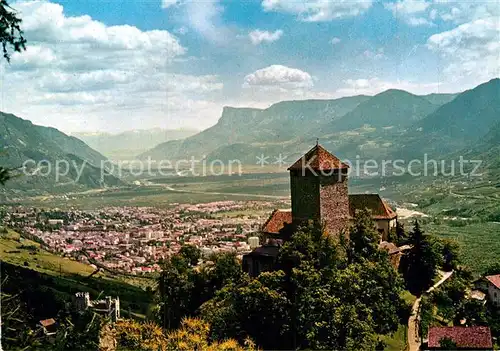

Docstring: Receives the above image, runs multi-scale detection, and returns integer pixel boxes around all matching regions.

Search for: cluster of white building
[2,201,286,274]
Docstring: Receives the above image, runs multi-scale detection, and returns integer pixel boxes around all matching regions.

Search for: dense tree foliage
[0,0,26,62]
[348,208,384,263]
[483,262,500,276]
[0,166,10,185]
[157,251,245,330]
[439,337,457,349]
[394,221,408,245]
[400,220,443,294]
[198,212,408,350]
[178,244,201,266]
[113,317,256,351]
[439,238,461,272]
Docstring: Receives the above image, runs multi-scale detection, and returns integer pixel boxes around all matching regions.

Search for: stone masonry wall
[319,171,350,236]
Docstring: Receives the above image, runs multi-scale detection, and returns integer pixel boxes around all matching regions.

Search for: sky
[1,0,499,133]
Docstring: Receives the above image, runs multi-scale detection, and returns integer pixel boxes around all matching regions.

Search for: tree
[157,251,245,330]
[348,209,383,263]
[166,318,257,351]
[401,220,442,294]
[394,221,407,245]
[54,310,103,351]
[178,244,201,266]
[1,0,27,185]
[0,166,11,185]
[113,317,256,351]
[440,238,460,271]
[202,221,406,350]
[157,255,194,329]
[1,0,26,62]
[201,271,292,350]
[419,295,433,339]
[439,337,457,349]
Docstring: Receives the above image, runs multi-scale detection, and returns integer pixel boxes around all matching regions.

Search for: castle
[243,144,403,276]
[74,292,120,322]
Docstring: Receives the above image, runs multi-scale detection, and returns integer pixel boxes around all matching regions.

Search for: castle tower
[287,144,350,236]
[74,292,91,311]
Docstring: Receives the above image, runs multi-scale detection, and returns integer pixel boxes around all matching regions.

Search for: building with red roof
[262,144,397,240]
[485,274,500,307]
[427,326,493,350]
[243,144,401,277]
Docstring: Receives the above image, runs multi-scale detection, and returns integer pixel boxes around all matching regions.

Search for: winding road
[408,270,454,351]
[162,185,289,200]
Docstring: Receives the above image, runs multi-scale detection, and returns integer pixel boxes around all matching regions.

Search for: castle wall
[319,171,350,236]
[290,170,320,224]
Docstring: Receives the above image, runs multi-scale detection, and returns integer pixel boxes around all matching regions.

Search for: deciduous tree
[1,0,27,185]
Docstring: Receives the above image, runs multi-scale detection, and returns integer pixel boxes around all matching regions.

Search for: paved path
[408,270,453,351]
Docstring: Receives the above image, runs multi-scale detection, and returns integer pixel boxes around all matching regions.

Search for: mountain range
[0,112,121,194]
[0,78,498,195]
[73,128,198,160]
[139,78,498,166]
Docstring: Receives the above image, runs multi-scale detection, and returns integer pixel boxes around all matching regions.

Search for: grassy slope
[0,229,154,315]
[1,229,96,276]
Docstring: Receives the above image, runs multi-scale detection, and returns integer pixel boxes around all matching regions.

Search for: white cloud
[249,29,283,45]
[330,37,341,45]
[15,1,185,54]
[261,0,373,22]
[182,0,232,43]
[384,0,434,26]
[363,48,385,60]
[243,65,314,90]
[407,17,433,26]
[385,0,430,15]
[161,0,181,9]
[434,2,499,24]
[385,1,499,26]
[2,0,224,133]
[426,17,500,83]
[429,8,437,20]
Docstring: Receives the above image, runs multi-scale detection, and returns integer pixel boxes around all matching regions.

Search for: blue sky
[1,0,499,133]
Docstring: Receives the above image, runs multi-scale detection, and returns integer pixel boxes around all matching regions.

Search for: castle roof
[288,144,349,171]
[262,209,292,234]
[428,326,492,349]
[262,195,396,234]
[348,194,397,220]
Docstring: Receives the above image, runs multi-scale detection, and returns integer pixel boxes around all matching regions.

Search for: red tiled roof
[428,326,492,349]
[486,274,500,289]
[262,195,397,234]
[39,318,56,327]
[262,209,292,234]
[288,144,349,171]
[349,194,397,220]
